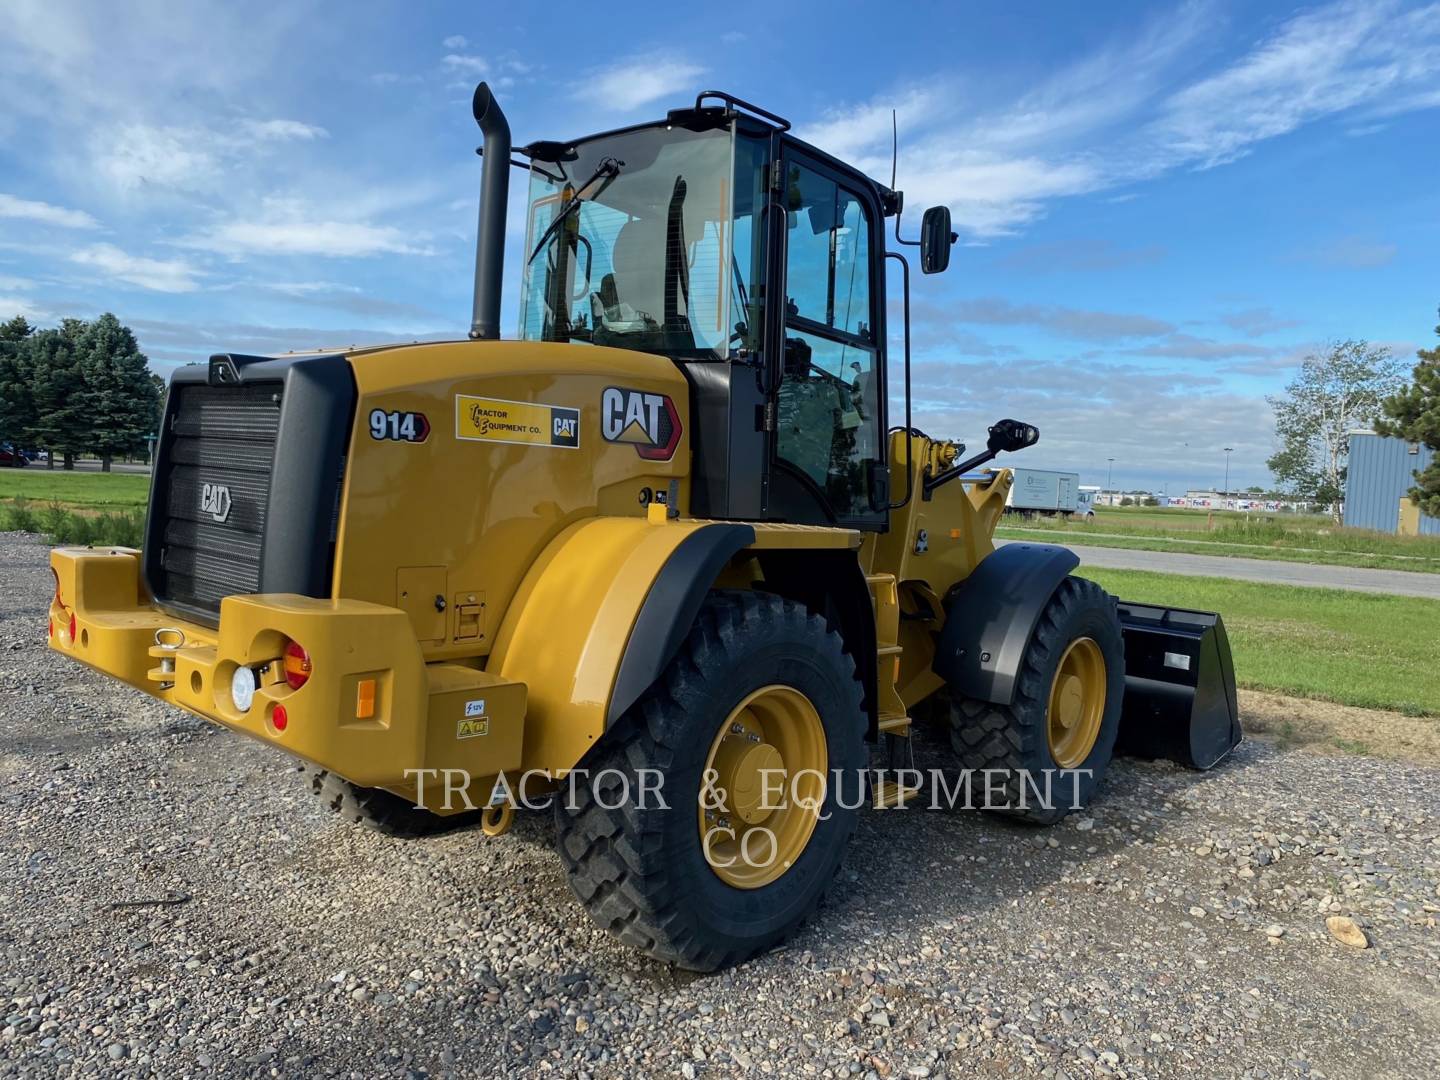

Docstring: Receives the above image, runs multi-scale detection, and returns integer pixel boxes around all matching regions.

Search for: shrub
[0,499,144,547]
[3,496,37,534]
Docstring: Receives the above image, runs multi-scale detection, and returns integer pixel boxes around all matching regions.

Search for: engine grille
[153,383,282,613]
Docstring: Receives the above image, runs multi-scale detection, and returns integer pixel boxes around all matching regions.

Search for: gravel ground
[3,531,1439,1079]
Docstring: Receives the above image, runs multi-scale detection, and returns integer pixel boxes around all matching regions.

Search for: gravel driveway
[3,532,1439,1078]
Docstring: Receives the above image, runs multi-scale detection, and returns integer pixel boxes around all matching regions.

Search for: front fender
[489,516,754,774]
[931,542,1079,705]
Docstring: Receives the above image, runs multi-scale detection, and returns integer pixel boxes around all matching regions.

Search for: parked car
[0,445,29,467]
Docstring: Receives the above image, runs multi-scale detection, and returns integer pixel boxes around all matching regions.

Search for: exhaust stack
[469,82,511,340]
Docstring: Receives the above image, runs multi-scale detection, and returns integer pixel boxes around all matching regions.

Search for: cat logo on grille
[600,387,682,461]
[199,483,232,524]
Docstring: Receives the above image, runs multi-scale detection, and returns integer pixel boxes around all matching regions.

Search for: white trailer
[1005,468,1087,518]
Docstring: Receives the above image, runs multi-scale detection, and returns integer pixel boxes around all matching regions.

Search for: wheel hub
[712,737,784,825]
[1046,637,1106,769]
[699,685,827,889]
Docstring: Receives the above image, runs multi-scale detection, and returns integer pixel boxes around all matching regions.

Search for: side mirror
[920,205,955,274]
[986,418,1039,454]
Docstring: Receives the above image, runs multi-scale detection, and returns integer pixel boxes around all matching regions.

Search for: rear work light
[282,640,312,690]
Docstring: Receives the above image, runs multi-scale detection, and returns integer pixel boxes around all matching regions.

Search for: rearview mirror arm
[922,447,1003,500]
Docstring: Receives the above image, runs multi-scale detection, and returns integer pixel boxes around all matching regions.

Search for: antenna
[891,108,898,191]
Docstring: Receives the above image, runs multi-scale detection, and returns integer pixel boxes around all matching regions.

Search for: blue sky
[2,0,1437,492]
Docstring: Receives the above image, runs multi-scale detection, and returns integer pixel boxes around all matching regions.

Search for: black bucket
[1114,602,1241,770]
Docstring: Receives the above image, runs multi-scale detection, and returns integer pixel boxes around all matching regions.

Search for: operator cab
[515,94,904,531]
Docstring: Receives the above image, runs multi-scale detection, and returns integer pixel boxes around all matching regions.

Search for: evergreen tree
[1378,309,1440,518]
[70,313,160,471]
[27,320,88,470]
[0,316,36,463]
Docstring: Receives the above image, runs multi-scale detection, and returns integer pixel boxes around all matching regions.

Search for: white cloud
[181,204,431,258]
[904,355,1276,489]
[0,192,100,229]
[442,35,468,49]
[798,0,1440,238]
[92,118,331,193]
[582,56,705,112]
[443,53,487,74]
[0,294,45,319]
[1150,0,1440,168]
[241,119,328,141]
[70,243,200,292]
[94,124,221,191]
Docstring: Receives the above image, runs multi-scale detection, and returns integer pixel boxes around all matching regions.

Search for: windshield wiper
[527,156,624,264]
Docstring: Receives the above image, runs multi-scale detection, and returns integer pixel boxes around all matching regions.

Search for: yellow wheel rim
[698,685,827,889]
[1046,637,1106,769]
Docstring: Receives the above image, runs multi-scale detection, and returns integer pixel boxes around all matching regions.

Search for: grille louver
[154,383,281,614]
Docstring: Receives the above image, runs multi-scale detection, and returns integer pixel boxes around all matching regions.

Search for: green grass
[1079,567,1440,716]
[0,469,150,511]
[999,505,1440,574]
[2,497,144,546]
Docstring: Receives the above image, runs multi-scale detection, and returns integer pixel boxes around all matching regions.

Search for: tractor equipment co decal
[601,386,682,461]
[455,395,580,449]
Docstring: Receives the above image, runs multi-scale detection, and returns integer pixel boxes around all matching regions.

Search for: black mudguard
[1114,602,1241,769]
[932,542,1080,706]
[608,523,756,725]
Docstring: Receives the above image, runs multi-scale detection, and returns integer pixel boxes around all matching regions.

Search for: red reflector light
[69,613,77,642]
[272,705,289,732]
[283,641,312,689]
[49,619,54,639]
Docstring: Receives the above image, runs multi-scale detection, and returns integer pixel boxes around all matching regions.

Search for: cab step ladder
[866,572,921,809]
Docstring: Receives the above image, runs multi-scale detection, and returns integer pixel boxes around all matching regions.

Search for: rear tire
[554,590,866,971]
[944,576,1123,825]
[303,767,483,838]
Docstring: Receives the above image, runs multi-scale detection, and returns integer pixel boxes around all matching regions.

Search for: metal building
[1343,432,1439,535]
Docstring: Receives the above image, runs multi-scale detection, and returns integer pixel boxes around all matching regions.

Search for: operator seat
[592,216,696,353]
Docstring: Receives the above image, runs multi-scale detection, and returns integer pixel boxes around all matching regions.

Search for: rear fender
[489,518,754,775]
[931,543,1079,705]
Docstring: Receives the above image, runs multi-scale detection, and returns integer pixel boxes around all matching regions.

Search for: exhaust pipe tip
[472,81,501,131]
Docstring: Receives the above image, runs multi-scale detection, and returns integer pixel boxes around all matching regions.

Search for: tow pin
[152,627,186,690]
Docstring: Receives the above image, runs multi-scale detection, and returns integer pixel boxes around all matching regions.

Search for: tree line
[1266,308,1440,522]
[0,313,162,472]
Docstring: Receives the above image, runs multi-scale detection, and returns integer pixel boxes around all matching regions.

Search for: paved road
[998,539,1440,599]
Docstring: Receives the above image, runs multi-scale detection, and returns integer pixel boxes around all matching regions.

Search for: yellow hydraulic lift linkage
[48,83,1240,971]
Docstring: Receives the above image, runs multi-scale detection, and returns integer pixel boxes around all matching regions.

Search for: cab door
[766,149,887,529]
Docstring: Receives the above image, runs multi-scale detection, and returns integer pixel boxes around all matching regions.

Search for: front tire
[945,576,1123,825]
[554,590,866,971]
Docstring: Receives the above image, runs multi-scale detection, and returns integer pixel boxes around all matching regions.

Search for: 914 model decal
[601,386,681,461]
[369,409,431,443]
[456,394,580,449]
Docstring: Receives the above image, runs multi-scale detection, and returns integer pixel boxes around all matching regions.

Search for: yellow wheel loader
[48,84,1239,971]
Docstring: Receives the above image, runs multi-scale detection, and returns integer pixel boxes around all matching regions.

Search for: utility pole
[1223,447,1234,498]
[1106,457,1115,493]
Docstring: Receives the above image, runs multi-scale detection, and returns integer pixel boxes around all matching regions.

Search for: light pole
[1223,447,1234,497]
[1107,457,1115,494]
